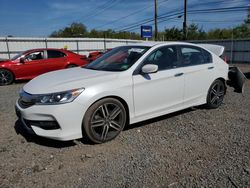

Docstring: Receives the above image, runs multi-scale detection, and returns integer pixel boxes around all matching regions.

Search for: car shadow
[124,107,198,131]
[14,120,77,148]
[14,80,29,84]
[14,106,207,147]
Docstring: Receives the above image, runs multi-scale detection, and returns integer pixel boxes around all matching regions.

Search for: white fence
[0,37,142,59]
[0,37,249,63]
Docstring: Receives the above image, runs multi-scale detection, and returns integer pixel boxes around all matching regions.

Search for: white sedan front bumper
[15,100,87,141]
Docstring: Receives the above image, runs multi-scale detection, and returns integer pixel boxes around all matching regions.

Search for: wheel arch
[0,67,15,82]
[215,77,227,94]
[84,95,130,125]
[81,95,130,142]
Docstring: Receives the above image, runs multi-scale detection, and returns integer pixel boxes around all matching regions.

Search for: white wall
[0,37,142,59]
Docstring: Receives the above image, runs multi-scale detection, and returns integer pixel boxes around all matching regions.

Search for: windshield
[11,51,26,60]
[84,46,150,71]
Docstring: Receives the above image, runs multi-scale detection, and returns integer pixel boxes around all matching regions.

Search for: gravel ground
[0,64,249,188]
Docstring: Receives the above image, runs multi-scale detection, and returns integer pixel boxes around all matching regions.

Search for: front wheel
[83,98,126,144]
[206,79,225,109]
[0,69,14,86]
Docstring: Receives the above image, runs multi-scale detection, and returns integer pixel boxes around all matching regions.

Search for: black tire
[206,79,225,109]
[66,64,77,68]
[0,69,14,86]
[83,98,126,144]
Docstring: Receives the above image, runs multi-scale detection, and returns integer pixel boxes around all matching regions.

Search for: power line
[95,0,168,29]
[76,0,115,21]
[113,8,184,31]
[112,0,248,32]
[117,11,183,31]
[126,17,245,32]
[111,0,224,31]
[116,6,249,32]
[77,0,119,23]
[188,19,244,23]
[125,16,181,32]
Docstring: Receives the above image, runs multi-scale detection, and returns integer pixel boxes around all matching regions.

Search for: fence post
[103,33,107,50]
[45,38,48,48]
[5,37,10,59]
[230,31,234,64]
[76,40,79,54]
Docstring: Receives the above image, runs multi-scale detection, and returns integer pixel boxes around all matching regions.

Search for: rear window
[202,49,212,63]
[180,46,212,66]
[47,50,66,58]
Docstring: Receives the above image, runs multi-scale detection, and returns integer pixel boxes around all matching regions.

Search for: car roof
[127,41,198,47]
[26,48,67,52]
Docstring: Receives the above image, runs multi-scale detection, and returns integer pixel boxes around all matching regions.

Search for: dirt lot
[0,64,249,188]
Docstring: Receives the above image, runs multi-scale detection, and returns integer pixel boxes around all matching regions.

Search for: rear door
[179,45,215,107]
[44,50,68,71]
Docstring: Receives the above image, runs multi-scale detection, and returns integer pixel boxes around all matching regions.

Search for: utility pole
[183,0,187,40]
[154,0,158,41]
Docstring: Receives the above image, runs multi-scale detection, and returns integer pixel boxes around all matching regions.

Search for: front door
[133,45,184,119]
[16,50,47,79]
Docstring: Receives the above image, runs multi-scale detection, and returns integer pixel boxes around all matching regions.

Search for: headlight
[34,88,84,105]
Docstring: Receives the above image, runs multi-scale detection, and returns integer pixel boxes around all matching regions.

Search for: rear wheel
[0,69,14,86]
[206,79,225,109]
[83,98,126,144]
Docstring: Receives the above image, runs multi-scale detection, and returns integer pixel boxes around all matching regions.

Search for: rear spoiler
[198,44,225,57]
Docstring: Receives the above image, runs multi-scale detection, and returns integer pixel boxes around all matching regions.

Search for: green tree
[187,24,207,40]
[163,27,183,40]
[50,22,87,37]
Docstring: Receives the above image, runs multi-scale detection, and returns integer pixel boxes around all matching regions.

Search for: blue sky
[0,0,249,37]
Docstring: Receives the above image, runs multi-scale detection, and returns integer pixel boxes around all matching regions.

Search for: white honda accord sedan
[15,42,243,143]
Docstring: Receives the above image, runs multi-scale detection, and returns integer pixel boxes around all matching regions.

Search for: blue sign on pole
[141,26,153,38]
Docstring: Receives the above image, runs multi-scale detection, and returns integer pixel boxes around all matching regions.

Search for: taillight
[224,56,228,64]
[80,55,87,60]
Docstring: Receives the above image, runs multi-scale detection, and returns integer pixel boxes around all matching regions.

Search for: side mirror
[141,64,158,74]
[19,57,25,64]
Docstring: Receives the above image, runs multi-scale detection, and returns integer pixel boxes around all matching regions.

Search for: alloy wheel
[90,102,125,142]
[209,81,225,106]
[0,69,13,85]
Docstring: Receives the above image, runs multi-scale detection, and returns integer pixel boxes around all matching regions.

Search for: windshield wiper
[83,67,100,71]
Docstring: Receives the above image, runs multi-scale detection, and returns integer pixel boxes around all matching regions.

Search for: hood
[23,67,119,94]
[0,59,10,63]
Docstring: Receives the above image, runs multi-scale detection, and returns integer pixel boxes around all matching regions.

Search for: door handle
[208,66,214,69]
[174,73,184,77]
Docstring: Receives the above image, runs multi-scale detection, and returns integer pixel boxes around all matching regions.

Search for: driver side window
[144,46,178,71]
[25,51,44,61]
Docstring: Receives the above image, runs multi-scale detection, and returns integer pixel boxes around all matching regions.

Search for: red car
[87,49,112,62]
[0,48,89,85]
[88,51,104,62]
